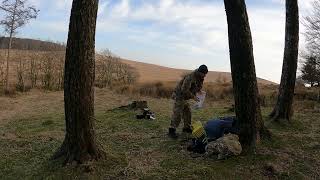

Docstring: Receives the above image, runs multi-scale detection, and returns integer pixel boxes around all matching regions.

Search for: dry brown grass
[113,81,279,103]
[121,59,276,85]
[0,88,133,127]
[0,49,277,97]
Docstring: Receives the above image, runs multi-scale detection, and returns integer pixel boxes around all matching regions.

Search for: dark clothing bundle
[205,116,239,141]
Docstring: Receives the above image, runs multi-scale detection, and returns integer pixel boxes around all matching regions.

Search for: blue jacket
[204,117,239,140]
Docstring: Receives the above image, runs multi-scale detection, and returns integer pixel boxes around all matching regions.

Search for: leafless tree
[28,52,40,88]
[16,58,26,91]
[37,51,64,90]
[303,1,320,54]
[302,0,320,102]
[0,52,5,89]
[96,49,117,87]
[96,49,139,87]
[0,0,39,92]
[40,53,55,90]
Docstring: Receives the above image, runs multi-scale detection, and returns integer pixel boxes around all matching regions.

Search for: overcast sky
[1,0,315,83]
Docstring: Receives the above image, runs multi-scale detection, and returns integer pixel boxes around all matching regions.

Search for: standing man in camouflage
[168,65,208,138]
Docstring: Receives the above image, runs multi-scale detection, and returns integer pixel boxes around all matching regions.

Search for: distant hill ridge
[0,37,65,51]
[121,59,276,85]
[0,37,276,85]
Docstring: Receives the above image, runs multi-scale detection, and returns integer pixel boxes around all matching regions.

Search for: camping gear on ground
[112,101,156,120]
[136,108,156,120]
[193,91,206,109]
[206,133,242,160]
[187,121,208,154]
[204,116,239,141]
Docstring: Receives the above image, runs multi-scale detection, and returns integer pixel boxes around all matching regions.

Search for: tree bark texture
[270,0,299,122]
[52,0,103,164]
[224,0,268,152]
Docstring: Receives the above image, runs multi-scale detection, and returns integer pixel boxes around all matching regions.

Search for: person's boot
[168,128,178,139]
[182,127,192,134]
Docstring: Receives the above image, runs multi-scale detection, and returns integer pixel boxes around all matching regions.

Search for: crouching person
[187,117,242,159]
[168,65,208,139]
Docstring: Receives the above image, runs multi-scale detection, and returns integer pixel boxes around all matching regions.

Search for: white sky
[1,0,315,83]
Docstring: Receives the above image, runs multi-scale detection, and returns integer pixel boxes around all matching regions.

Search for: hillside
[0,37,65,51]
[122,59,276,85]
[0,35,275,85]
[0,49,276,86]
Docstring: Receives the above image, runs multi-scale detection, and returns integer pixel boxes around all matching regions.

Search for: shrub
[95,50,139,88]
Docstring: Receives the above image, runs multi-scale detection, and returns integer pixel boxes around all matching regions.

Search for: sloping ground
[121,59,276,85]
[0,89,319,179]
[0,37,274,85]
[0,49,275,86]
[0,37,65,51]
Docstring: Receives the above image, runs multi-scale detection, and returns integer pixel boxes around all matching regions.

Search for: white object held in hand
[194,91,206,109]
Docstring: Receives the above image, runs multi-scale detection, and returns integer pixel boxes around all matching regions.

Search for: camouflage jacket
[206,133,242,160]
[172,71,204,101]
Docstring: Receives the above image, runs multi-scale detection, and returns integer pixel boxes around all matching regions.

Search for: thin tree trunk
[270,0,299,122]
[52,0,103,164]
[224,0,270,153]
[5,0,18,92]
[30,59,36,88]
[317,87,320,102]
[5,32,13,92]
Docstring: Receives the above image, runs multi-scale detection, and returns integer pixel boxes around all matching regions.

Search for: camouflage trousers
[170,100,191,129]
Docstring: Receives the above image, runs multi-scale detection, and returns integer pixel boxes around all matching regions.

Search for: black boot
[168,128,178,139]
[182,127,192,134]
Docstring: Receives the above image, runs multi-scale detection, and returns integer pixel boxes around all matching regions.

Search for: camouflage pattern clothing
[171,100,192,129]
[206,133,242,160]
[170,71,204,129]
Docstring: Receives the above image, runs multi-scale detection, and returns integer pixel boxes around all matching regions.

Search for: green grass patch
[0,98,319,179]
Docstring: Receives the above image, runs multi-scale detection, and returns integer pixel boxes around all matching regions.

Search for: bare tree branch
[0,0,39,91]
[303,0,320,54]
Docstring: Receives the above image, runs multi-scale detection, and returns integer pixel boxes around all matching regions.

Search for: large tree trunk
[224,0,269,152]
[52,0,103,164]
[270,0,299,122]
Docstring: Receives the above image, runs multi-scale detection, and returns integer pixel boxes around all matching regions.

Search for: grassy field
[0,88,319,179]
